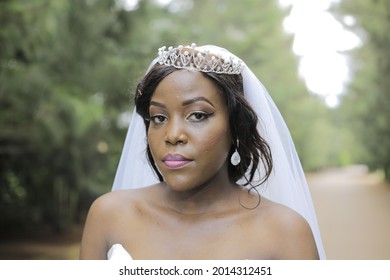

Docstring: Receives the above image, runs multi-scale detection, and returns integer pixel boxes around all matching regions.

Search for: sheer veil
[112,44,326,259]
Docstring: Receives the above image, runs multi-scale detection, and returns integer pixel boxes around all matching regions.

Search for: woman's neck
[161,174,240,216]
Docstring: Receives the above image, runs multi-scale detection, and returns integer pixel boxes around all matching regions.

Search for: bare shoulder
[258,198,310,232]
[90,188,147,215]
[79,185,158,259]
[253,197,319,260]
[86,186,160,230]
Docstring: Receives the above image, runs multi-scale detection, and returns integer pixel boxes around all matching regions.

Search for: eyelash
[150,115,167,124]
[150,112,213,125]
[188,112,212,122]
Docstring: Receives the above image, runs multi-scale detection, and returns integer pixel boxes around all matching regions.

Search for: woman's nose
[164,117,188,145]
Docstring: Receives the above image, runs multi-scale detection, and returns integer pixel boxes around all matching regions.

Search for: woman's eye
[187,112,210,122]
[151,115,167,124]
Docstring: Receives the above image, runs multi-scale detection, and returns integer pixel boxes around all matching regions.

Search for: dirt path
[0,225,82,260]
[307,165,390,259]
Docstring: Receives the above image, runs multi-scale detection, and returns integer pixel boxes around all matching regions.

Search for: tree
[332,0,390,179]
[0,0,149,231]
[0,0,343,234]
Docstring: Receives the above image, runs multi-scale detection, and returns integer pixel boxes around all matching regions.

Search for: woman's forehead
[151,70,225,108]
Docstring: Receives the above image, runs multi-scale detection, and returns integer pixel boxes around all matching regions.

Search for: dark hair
[134,63,273,188]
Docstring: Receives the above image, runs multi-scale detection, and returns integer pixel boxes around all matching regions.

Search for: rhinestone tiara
[157,43,244,75]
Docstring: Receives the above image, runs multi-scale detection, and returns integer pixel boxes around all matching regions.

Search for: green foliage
[0,0,135,231]
[0,0,342,233]
[332,0,390,179]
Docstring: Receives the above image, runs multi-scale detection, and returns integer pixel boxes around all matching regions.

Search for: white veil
[112,44,326,259]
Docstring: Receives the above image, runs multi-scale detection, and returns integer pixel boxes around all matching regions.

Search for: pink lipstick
[163,154,192,169]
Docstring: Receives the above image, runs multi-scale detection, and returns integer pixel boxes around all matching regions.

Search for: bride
[79,43,325,260]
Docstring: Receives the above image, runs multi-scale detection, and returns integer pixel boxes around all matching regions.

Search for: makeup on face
[147,70,232,192]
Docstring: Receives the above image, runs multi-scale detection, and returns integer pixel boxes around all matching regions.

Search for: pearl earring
[230,140,241,166]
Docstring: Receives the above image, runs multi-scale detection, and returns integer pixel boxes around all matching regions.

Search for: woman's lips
[163,154,192,169]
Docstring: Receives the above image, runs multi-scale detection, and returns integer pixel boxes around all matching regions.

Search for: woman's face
[147,70,232,192]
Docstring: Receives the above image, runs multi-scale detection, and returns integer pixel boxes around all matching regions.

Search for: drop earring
[230,140,241,166]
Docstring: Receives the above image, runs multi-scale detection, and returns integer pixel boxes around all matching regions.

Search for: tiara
[157,43,244,75]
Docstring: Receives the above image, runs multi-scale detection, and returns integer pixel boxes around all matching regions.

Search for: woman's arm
[79,196,111,260]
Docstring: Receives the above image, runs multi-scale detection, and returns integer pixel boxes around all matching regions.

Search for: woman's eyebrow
[149,101,166,108]
[150,97,215,108]
[182,97,214,107]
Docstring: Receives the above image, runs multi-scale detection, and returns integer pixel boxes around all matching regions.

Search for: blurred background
[0,0,389,260]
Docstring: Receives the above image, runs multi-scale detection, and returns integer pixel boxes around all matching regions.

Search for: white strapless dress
[107,244,133,260]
